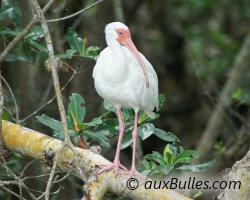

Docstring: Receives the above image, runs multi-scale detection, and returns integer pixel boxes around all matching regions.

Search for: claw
[98,160,127,175]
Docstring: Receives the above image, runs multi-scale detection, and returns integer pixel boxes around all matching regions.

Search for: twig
[45,143,65,200]
[0,0,57,64]
[1,75,19,123]
[20,69,77,123]
[29,0,71,143]
[3,106,16,122]
[1,186,28,200]
[0,16,38,64]
[46,0,104,23]
[20,160,36,177]
[0,154,37,200]
[20,63,91,123]
[52,173,69,183]
[29,3,86,200]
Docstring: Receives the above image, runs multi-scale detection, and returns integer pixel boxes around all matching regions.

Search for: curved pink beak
[116,29,149,88]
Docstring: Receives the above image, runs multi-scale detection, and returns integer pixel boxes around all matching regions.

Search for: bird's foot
[98,160,127,175]
[122,167,142,178]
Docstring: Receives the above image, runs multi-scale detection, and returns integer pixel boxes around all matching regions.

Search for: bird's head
[105,22,149,88]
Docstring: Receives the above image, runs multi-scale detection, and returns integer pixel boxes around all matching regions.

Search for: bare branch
[45,143,65,200]
[46,0,104,23]
[1,75,19,123]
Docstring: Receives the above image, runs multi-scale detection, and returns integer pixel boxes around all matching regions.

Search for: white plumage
[93,22,159,176]
[93,22,158,117]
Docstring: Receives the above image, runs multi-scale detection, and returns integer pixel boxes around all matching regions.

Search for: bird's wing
[139,53,159,113]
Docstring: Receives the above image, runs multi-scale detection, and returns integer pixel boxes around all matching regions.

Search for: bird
[93,22,159,177]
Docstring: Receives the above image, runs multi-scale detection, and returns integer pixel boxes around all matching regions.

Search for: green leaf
[69,129,78,137]
[154,128,180,142]
[66,28,84,53]
[2,110,11,121]
[164,144,174,164]
[177,159,216,172]
[82,130,110,148]
[1,51,26,62]
[36,114,62,132]
[103,100,116,113]
[52,131,64,140]
[57,49,76,59]
[26,26,44,40]
[68,93,86,125]
[138,123,155,140]
[0,0,21,25]
[174,150,199,164]
[1,42,33,62]
[22,41,37,63]
[144,151,165,165]
[158,94,166,111]
[84,117,102,127]
[121,130,133,150]
[86,46,100,54]
[122,108,135,119]
[94,118,119,136]
[158,164,175,175]
[0,27,18,37]
[29,40,48,54]
[141,169,151,176]
[142,160,150,169]
[85,46,100,59]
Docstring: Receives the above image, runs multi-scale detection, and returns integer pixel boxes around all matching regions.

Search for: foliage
[36,92,215,178]
[36,93,177,149]
[141,140,216,179]
[0,0,99,64]
[0,152,23,173]
[56,28,100,60]
[36,93,109,148]
[213,140,226,156]
[0,0,46,63]
[94,94,179,150]
[232,87,250,106]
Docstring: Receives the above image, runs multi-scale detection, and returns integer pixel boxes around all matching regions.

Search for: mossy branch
[2,120,192,200]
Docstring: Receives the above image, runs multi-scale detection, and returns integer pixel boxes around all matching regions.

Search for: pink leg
[128,111,142,177]
[98,107,127,175]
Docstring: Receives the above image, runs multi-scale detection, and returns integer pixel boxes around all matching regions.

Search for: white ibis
[93,22,159,176]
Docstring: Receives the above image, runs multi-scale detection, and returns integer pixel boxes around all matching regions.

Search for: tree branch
[29,0,71,143]
[46,0,104,23]
[2,120,191,200]
[196,30,250,160]
[217,150,249,200]
[0,0,57,64]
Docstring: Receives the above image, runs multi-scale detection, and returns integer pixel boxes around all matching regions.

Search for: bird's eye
[119,32,122,35]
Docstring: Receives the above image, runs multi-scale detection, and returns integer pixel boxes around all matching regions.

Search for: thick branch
[2,120,191,200]
[217,150,249,200]
[196,31,250,160]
